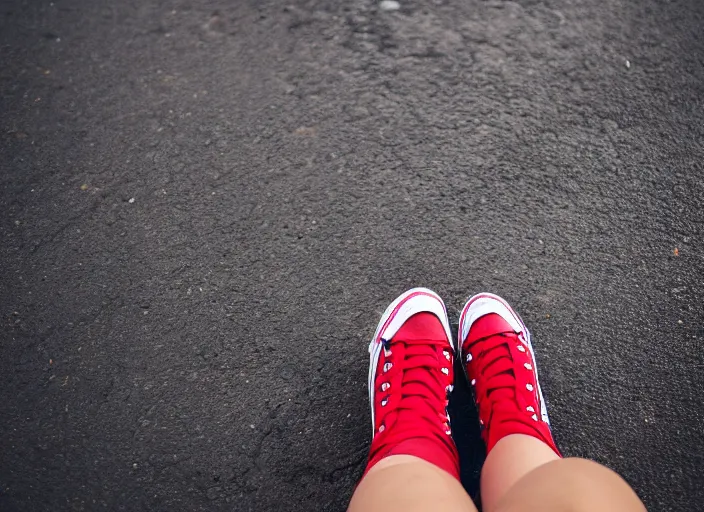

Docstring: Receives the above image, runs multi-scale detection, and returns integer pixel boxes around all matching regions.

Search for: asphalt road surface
[1,0,703,510]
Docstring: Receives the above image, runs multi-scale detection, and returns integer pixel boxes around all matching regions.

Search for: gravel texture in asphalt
[1,0,703,510]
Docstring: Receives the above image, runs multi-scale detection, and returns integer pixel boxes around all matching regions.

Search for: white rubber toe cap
[458,292,526,349]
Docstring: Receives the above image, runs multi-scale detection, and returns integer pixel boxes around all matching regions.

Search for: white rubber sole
[367,287,453,436]
[458,293,550,424]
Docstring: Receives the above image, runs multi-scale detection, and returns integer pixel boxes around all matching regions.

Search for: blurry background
[1,0,703,510]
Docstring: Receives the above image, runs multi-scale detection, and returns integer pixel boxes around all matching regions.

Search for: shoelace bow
[374,337,450,439]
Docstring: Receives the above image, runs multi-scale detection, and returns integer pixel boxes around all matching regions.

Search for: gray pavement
[1,0,703,510]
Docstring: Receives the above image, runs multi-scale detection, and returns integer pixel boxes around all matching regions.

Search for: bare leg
[349,455,478,512]
[481,434,560,507]
[481,434,646,512]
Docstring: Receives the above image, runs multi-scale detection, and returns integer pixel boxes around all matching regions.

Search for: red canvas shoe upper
[460,295,561,457]
[365,294,460,479]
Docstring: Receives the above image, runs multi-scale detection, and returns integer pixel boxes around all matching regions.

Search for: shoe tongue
[466,313,515,343]
[392,312,447,342]
[482,340,518,402]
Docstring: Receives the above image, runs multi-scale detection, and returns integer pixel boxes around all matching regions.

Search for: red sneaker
[458,293,561,457]
[364,288,460,479]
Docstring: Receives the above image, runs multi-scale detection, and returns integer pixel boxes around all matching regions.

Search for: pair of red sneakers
[365,288,561,479]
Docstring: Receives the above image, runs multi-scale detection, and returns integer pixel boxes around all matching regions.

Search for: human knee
[492,457,646,512]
